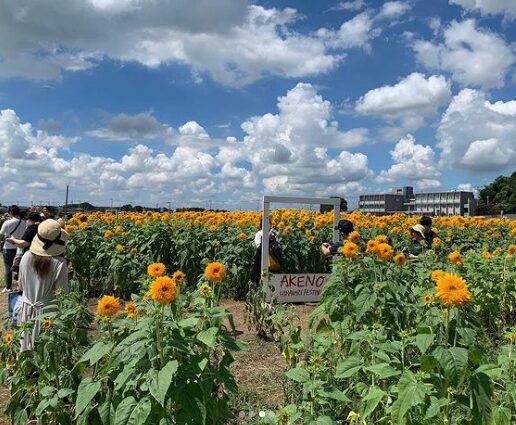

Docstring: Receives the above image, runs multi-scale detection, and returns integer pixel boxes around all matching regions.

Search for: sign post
[260,196,341,303]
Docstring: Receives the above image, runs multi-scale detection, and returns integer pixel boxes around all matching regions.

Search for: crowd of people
[0,205,70,350]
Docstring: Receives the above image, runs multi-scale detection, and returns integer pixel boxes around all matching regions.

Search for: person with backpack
[0,205,26,292]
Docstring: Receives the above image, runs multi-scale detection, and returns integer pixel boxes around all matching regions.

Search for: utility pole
[167,202,172,211]
[64,185,69,215]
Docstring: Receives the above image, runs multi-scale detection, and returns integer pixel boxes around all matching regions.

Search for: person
[17,219,70,351]
[321,219,354,257]
[420,216,435,245]
[6,211,41,253]
[407,224,429,258]
[250,217,282,284]
[0,206,27,292]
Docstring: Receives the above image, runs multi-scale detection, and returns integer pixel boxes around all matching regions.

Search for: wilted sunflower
[130,247,138,256]
[205,262,225,282]
[377,243,394,261]
[198,284,212,297]
[448,250,462,265]
[366,239,379,254]
[147,262,166,277]
[150,276,177,304]
[42,319,53,330]
[342,241,359,258]
[3,333,13,345]
[172,270,186,283]
[97,295,120,317]
[394,252,406,266]
[124,302,138,318]
[435,273,471,307]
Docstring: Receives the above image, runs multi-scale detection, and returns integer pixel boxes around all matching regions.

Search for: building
[359,186,476,216]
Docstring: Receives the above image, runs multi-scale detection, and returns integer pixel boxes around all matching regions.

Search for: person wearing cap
[419,216,436,245]
[17,219,70,351]
[321,220,354,257]
[407,224,429,258]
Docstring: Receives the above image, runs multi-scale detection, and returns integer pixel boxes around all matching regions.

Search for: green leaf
[361,386,385,419]
[285,367,310,384]
[149,360,179,407]
[114,396,137,425]
[469,372,493,425]
[196,327,218,349]
[435,347,468,384]
[178,317,200,329]
[414,333,435,355]
[390,370,430,425]
[424,397,448,419]
[315,416,335,425]
[335,356,363,379]
[365,363,400,379]
[318,383,349,402]
[79,341,115,366]
[57,389,74,399]
[127,397,152,425]
[75,378,101,418]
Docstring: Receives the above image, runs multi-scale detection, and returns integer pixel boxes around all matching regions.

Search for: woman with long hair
[17,219,70,351]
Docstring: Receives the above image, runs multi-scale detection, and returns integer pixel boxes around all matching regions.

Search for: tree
[476,172,516,214]
[320,197,348,213]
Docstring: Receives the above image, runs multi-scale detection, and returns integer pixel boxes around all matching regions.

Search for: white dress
[17,252,69,351]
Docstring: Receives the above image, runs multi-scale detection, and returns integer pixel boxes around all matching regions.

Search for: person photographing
[321,219,354,257]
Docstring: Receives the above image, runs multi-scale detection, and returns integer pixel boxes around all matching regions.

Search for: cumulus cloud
[331,0,366,12]
[376,1,412,20]
[450,0,516,19]
[356,73,451,137]
[377,134,441,187]
[412,19,515,88]
[437,89,516,172]
[0,84,372,204]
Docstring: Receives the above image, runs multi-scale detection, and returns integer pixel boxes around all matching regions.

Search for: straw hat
[411,224,426,238]
[30,219,69,257]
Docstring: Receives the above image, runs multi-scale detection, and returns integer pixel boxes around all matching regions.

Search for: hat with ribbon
[30,219,69,257]
[411,224,426,238]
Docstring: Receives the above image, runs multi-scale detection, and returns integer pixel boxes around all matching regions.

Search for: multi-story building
[359,187,476,216]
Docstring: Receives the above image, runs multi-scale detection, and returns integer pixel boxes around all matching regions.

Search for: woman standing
[17,219,70,351]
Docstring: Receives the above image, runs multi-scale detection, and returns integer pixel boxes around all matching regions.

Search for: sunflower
[348,231,360,244]
[509,244,516,255]
[432,237,441,246]
[342,242,359,258]
[422,293,434,306]
[238,232,248,240]
[394,252,406,266]
[147,262,166,277]
[130,247,138,256]
[150,276,177,304]
[124,302,138,318]
[377,243,394,261]
[205,262,225,282]
[366,240,379,254]
[79,222,88,230]
[435,273,472,307]
[103,230,114,239]
[97,295,120,317]
[198,284,212,297]
[442,308,449,319]
[116,244,123,252]
[172,270,186,283]
[482,251,491,259]
[430,269,445,283]
[42,319,53,330]
[375,235,388,244]
[65,225,74,234]
[3,333,14,345]
[448,250,462,265]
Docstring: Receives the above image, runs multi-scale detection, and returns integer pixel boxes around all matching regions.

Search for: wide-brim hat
[411,224,426,238]
[30,219,69,257]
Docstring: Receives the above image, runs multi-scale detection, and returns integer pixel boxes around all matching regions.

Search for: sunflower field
[0,209,515,424]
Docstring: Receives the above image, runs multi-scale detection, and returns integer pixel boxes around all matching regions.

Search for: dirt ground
[0,261,316,424]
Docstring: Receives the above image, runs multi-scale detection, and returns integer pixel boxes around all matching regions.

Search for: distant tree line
[476,172,516,215]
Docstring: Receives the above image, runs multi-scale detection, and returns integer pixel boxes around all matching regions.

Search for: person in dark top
[321,219,354,257]
[7,211,41,253]
[407,224,430,258]
[420,216,435,245]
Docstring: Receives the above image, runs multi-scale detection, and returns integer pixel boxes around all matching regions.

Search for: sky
[0,0,515,209]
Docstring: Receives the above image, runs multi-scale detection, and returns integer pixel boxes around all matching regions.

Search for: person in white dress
[17,219,70,351]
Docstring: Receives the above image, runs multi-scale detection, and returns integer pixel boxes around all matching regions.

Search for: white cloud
[412,19,515,88]
[437,89,516,172]
[356,73,451,136]
[331,0,366,11]
[377,1,412,20]
[0,84,372,204]
[377,134,441,186]
[450,0,516,19]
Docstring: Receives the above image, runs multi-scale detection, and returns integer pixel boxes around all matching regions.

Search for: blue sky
[0,0,515,209]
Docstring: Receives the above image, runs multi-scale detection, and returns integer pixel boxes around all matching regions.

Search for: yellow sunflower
[205,262,225,282]
[435,273,472,307]
[482,251,491,259]
[79,222,88,230]
[348,231,360,244]
[342,242,359,258]
[422,293,434,306]
[147,262,166,277]
[42,319,53,330]
[432,237,441,246]
[509,244,516,255]
[3,333,14,345]
[97,295,120,317]
[366,239,379,254]
[375,235,388,244]
[430,269,445,283]
[150,276,177,304]
[172,270,186,283]
[124,302,139,318]
[103,230,114,239]
[116,244,123,252]
[448,250,462,265]
[377,243,394,261]
[394,252,406,266]
[198,284,212,297]
[238,232,248,240]
[65,225,74,234]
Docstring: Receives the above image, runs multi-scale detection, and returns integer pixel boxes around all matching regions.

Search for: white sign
[266,273,330,303]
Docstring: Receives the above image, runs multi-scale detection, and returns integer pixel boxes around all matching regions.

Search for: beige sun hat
[30,219,70,257]
[411,224,426,238]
